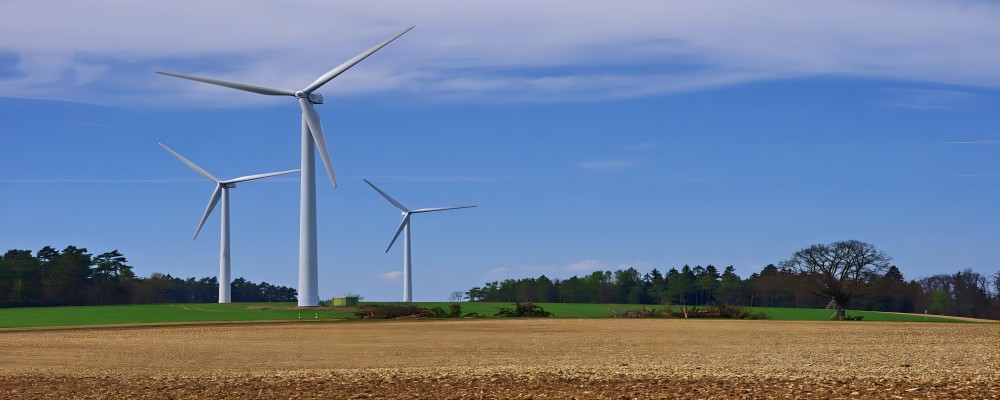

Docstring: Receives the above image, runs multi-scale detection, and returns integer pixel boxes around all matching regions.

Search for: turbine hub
[294,91,323,104]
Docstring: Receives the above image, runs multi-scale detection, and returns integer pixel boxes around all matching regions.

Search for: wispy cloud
[378,271,402,280]
[575,158,642,172]
[0,1,995,106]
[0,178,299,184]
[491,259,657,279]
[938,140,999,145]
[0,179,199,183]
[564,259,602,272]
[642,177,714,185]
[354,175,523,183]
[75,122,113,128]
[623,142,655,151]
[880,88,977,110]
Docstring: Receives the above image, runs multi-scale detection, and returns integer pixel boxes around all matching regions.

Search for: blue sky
[1,1,997,301]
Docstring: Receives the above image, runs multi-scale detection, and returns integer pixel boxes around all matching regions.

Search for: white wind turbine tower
[364,179,475,302]
[157,26,414,306]
[160,143,299,303]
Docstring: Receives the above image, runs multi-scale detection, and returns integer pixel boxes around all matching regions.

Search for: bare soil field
[1,319,997,399]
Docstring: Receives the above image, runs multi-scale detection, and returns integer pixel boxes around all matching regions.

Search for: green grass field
[384,302,963,323]
[0,303,354,328]
[738,306,962,322]
[0,302,968,329]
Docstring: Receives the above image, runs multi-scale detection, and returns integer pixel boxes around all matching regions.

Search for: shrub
[495,307,515,317]
[612,307,670,318]
[354,304,469,319]
[668,303,768,319]
[355,305,430,319]
[710,304,749,318]
[428,307,449,318]
[609,303,767,319]
[494,303,552,318]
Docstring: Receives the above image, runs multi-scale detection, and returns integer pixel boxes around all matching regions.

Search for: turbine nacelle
[158,143,299,240]
[363,179,475,252]
[295,91,324,104]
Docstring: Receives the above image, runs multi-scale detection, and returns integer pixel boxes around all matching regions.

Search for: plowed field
[1,319,997,399]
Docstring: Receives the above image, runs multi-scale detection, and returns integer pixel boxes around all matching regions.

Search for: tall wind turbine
[160,143,299,303]
[157,26,414,306]
[364,179,475,302]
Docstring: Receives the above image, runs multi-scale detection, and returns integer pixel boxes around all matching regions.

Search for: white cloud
[488,267,510,274]
[378,271,402,280]
[564,259,602,272]
[0,0,996,106]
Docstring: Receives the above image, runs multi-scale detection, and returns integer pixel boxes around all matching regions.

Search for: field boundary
[872,311,999,323]
[0,319,341,333]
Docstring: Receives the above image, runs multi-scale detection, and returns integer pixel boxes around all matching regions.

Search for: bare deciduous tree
[781,240,891,320]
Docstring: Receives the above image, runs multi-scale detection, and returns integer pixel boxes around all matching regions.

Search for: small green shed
[331,296,359,307]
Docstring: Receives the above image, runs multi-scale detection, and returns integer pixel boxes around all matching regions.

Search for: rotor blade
[156,71,297,96]
[363,179,408,212]
[159,143,220,183]
[386,213,410,253]
[299,98,337,188]
[411,205,476,214]
[193,186,223,240]
[302,26,415,94]
[225,169,300,184]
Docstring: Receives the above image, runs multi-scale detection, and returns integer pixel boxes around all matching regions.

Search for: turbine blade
[159,143,220,183]
[194,186,223,240]
[363,179,408,212]
[299,98,337,188]
[302,26,415,94]
[156,71,297,96]
[226,169,300,184]
[411,205,476,214]
[386,214,410,253]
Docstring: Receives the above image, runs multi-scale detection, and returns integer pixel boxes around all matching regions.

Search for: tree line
[465,241,999,320]
[0,246,296,307]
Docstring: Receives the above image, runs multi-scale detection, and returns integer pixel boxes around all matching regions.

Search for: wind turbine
[156,26,414,306]
[364,179,475,302]
[160,143,299,303]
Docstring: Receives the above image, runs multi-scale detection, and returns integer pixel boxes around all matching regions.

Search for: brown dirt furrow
[0,319,996,399]
[0,372,996,400]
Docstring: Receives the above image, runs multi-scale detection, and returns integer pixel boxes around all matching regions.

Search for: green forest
[2,241,997,321]
[465,241,999,320]
[0,246,296,307]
